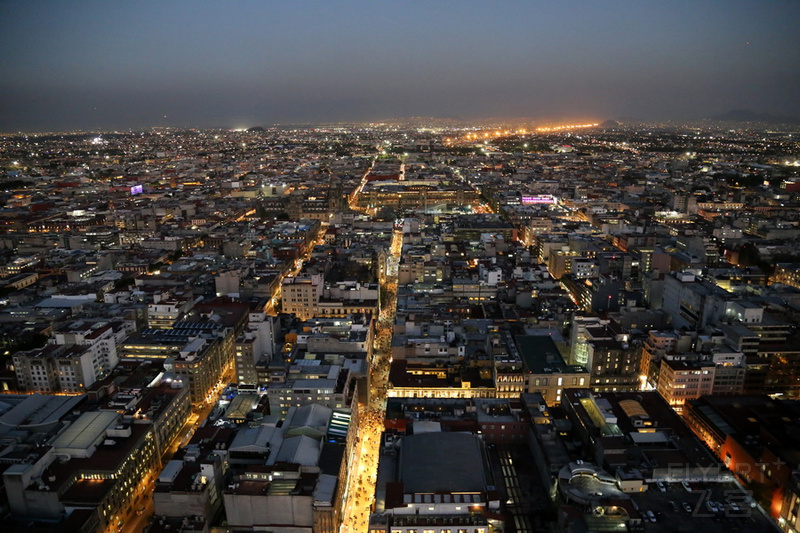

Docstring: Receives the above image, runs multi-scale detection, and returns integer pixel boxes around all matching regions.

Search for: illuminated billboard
[521,195,556,204]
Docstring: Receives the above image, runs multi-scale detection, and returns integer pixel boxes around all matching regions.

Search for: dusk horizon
[3,1,799,132]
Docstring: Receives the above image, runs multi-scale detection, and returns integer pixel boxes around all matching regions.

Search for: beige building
[166,335,230,404]
[147,295,196,329]
[656,352,746,411]
[516,335,590,406]
[490,331,525,399]
[14,319,127,394]
[656,359,715,410]
[265,365,355,416]
[281,274,324,320]
[282,275,379,320]
[397,260,449,285]
[14,344,101,393]
[53,320,123,380]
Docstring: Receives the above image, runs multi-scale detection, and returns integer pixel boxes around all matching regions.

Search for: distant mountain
[600,120,620,129]
[707,109,800,124]
[247,126,265,132]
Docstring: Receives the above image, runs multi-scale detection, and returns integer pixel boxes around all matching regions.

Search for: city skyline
[1,100,800,530]
[2,0,800,132]
[3,3,800,531]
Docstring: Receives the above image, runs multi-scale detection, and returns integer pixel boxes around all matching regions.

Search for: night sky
[2,1,799,132]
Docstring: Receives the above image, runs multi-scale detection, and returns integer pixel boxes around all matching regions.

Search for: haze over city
[2,0,800,132]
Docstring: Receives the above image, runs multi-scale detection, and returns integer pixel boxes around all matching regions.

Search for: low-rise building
[516,334,589,405]
[265,364,355,416]
[369,431,497,533]
[684,394,800,519]
[3,411,160,533]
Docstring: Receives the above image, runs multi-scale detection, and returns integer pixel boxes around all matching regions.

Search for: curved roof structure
[618,399,649,420]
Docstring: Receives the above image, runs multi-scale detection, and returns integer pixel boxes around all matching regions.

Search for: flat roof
[400,432,487,494]
[0,393,84,428]
[60,478,115,504]
[35,296,96,308]
[51,411,119,453]
[516,334,586,374]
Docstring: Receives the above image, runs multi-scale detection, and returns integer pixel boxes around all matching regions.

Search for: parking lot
[629,480,780,532]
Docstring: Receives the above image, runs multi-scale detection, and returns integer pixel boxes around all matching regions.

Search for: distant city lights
[535,123,599,132]
[458,122,598,141]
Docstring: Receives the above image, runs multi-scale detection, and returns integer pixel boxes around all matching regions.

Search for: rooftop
[399,432,487,494]
[516,334,586,374]
[51,410,119,454]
